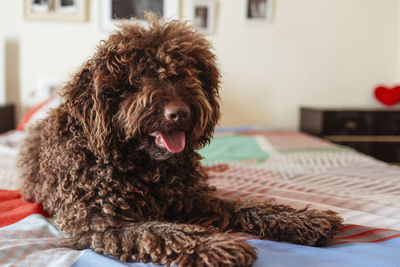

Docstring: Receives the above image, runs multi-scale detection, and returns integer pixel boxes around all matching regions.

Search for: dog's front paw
[237,204,343,246]
[134,232,257,267]
[118,223,256,267]
[286,208,343,246]
[193,233,257,267]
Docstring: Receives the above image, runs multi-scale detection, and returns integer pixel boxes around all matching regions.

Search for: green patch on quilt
[198,135,269,164]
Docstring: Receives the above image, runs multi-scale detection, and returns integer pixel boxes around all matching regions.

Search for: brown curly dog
[18,15,343,266]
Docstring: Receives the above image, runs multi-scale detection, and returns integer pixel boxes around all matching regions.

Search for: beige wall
[198,0,399,129]
[1,0,399,129]
[398,0,400,81]
[0,1,24,111]
[0,39,3,104]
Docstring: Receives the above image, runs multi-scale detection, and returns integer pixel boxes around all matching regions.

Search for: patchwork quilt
[1,127,400,266]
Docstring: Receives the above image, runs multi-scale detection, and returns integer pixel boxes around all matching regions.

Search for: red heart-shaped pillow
[374,85,400,106]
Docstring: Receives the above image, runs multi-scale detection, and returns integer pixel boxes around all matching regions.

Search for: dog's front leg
[61,221,256,266]
[184,190,342,246]
[230,198,343,246]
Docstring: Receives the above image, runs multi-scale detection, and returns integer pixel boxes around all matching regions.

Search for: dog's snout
[164,102,190,123]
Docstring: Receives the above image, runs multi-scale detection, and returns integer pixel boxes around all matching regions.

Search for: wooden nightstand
[0,104,15,133]
[300,107,400,164]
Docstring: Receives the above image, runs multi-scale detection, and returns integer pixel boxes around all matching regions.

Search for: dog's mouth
[149,130,186,153]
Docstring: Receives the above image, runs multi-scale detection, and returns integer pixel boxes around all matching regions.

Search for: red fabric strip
[0,190,50,228]
[338,224,359,231]
[334,228,393,240]
[331,234,400,246]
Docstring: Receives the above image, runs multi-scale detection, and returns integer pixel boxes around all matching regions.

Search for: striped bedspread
[1,129,400,266]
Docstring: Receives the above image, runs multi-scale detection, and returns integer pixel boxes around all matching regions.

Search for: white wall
[20,1,107,108]
[0,40,4,104]
[1,0,399,129]
[398,0,400,81]
[192,0,399,129]
[0,0,24,110]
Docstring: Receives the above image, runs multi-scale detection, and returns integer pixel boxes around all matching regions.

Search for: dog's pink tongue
[160,131,186,153]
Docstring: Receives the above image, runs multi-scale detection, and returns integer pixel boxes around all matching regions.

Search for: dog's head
[63,14,220,161]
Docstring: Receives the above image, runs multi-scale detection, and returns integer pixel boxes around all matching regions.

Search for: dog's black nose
[164,102,190,123]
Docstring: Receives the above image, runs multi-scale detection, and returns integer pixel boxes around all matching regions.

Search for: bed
[1,101,400,266]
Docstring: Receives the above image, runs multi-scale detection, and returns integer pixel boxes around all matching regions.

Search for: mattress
[1,127,400,266]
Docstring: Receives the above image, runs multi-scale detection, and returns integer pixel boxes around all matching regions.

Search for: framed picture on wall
[191,0,215,34]
[101,0,180,31]
[31,0,51,13]
[55,0,79,14]
[24,0,88,21]
[245,0,273,23]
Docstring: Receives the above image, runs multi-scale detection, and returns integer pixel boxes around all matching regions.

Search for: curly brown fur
[18,14,343,266]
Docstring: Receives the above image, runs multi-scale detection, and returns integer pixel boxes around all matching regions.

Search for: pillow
[16,94,61,131]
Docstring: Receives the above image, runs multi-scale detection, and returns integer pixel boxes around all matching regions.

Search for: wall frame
[101,0,180,31]
[245,0,273,23]
[191,0,215,34]
[24,0,88,22]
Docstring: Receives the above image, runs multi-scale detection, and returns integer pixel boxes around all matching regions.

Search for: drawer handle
[345,120,357,129]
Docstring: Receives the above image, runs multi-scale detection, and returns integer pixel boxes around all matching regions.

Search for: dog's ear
[63,50,121,159]
[192,46,221,147]
[200,54,220,123]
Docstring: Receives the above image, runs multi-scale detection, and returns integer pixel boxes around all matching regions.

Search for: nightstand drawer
[372,112,400,134]
[323,111,371,135]
[300,107,400,163]
[0,104,15,133]
[300,107,400,135]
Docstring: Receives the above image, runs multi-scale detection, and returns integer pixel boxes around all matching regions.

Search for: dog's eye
[135,76,141,82]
